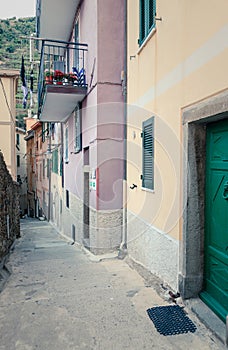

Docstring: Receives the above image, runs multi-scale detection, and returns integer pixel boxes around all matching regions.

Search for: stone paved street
[0,218,225,350]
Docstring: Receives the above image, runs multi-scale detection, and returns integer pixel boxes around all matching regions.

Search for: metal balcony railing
[37,39,88,116]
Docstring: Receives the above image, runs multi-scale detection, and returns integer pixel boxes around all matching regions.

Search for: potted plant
[68,72,77,85]
[54,70,64,84]
[44,69,54,84]
[63,73,69,85]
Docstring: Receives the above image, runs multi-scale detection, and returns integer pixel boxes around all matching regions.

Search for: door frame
[179,89,228,301]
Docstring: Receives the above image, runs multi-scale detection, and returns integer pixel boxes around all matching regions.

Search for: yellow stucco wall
[127,0,228,240]
[0,70,20,180]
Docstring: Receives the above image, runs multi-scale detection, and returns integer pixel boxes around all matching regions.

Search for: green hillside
[0,17,40,127]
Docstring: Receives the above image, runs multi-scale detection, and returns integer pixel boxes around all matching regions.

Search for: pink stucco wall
[64,0,125,211]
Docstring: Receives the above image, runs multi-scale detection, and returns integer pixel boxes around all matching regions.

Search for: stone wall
[0,152,20,262]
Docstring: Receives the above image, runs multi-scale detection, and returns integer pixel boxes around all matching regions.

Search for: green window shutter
[59,157,63,176]
[142,117,154,190]
[65,127,69,162]
[148,0,156,30]
[16,133,20,145]
[52,149,58,174]
[47,158,50,178]
[74,104,82,153]
[42,122,45,142]
[139,0,146,45]
[139,0,156,46]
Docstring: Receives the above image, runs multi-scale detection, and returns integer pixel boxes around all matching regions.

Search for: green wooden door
[200,119,228,323]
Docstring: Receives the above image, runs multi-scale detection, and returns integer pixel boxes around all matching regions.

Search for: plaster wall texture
[0,71,19,180]
[62,0,125,252]
[127,211,179,291]
[61,190,83,244]
[97,0,125,88]
[60,189,123,254]
[80,0,98,86]
[127,0,228,242]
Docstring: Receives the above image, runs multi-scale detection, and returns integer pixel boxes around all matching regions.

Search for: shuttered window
[64,126,69,163]
[142,117,154,190]
[139,0,156,46]
[74,104,82,153]
[52,149,58,174]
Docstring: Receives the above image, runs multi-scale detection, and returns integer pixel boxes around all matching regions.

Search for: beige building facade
[0,70,20,180]
[127,0,228,323]
[16,127,27,215]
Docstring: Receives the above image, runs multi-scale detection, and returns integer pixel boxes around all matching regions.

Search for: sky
[0,0,35,19]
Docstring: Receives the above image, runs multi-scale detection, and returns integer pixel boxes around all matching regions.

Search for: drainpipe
[47,126,52,221]
[119,0,128,257]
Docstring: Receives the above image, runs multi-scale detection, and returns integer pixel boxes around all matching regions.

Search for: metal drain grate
[147,305,197,336]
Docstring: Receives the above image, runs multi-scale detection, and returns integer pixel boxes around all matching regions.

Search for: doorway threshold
[184,297,227,347]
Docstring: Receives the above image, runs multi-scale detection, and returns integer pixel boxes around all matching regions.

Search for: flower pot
[45,76,53,84]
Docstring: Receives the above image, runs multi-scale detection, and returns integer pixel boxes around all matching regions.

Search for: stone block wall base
[89,208,123,254]
[178,273,203,299]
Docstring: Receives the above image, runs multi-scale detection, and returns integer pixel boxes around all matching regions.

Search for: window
[43,190,45,206]
[60,199,62,214]
[47,159,50,178]
[42,123,46,142]
[59,157,63,176]
[17,155,20,167]
[43,159,45,178]
[52,149,58,174]
[64,126,69,163]
[74,21,79,70]
[74,104,82,153]
[66,190,69,208]
[141,117,154,190]
[16,134,20,145]
[139,0,156,46]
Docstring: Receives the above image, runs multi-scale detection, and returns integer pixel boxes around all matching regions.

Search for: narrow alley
[0,218,225,350]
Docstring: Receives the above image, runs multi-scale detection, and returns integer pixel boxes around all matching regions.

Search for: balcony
[36,0,81,43]
[37,39,88,123]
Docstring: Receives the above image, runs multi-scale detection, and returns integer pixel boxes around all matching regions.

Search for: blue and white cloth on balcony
[72,67,86,86]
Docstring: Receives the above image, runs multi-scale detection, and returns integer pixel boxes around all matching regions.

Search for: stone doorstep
[185,298,227,348]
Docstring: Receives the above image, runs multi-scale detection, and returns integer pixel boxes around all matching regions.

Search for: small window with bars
[141,117,154,190]
[139,0,156,46]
